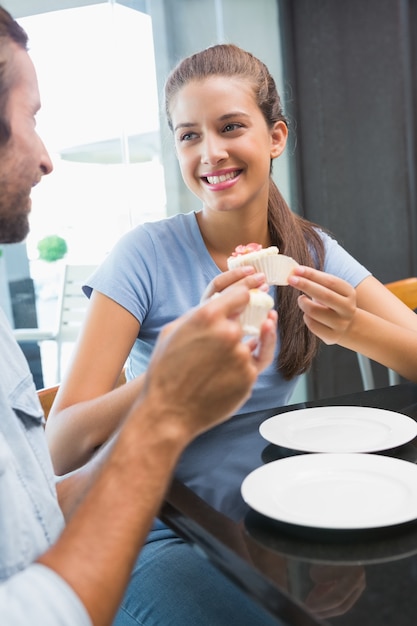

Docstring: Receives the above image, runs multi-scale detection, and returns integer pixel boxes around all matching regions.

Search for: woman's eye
[180,131,197,142]
[223,123,242,132]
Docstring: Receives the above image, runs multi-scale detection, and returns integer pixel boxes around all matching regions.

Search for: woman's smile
[201,168,242,190]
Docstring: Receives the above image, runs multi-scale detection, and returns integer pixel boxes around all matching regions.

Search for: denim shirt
[0,308,91,625]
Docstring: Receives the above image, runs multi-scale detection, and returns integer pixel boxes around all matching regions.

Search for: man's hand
[39,284,276,626]
[141,285,277,440]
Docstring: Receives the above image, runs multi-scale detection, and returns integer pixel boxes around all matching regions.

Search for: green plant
[37,235,68,263]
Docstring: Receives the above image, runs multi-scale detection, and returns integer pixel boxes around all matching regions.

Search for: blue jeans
[113,526,283,625]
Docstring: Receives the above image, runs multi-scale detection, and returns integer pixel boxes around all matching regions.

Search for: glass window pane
[4,1,164,385]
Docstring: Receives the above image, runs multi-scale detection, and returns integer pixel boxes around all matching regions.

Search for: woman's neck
[195,210,271,271]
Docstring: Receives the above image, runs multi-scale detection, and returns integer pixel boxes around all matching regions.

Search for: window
[2,0,164,385]
[22,2,165,270]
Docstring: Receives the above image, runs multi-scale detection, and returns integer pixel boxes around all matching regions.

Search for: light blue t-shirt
[85,210,370,516]
[0,308,91,625]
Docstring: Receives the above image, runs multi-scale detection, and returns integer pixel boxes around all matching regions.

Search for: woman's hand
[305,564,366,619]
[288,266,357,345]
[201,266,268,303]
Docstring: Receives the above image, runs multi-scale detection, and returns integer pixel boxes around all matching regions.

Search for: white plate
[259,406,417,453]
[241,453,417,529]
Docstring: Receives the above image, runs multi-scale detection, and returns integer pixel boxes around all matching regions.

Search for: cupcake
[240,289,275,336]
[227,243,299,285]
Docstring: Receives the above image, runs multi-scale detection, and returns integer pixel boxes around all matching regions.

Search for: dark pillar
[279,0,417,398]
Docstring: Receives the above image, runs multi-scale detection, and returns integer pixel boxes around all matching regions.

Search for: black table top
[160,382,417,626]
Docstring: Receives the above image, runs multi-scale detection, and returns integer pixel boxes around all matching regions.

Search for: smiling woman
[0,0,290,393]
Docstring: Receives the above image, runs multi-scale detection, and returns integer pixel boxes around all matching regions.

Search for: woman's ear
[270,120,288,159]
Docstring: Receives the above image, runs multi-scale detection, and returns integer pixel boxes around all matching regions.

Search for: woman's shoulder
[122,211,197,243]
[311,225,335,242]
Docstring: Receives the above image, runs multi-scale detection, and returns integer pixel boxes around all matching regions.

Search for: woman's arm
[289,267,417,382]
[46,289,142,474]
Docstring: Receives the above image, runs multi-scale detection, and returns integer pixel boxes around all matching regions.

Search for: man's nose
[39,136,53,175]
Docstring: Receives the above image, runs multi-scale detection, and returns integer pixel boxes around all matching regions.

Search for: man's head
[0,6,52,244]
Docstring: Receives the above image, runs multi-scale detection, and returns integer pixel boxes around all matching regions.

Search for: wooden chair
[38,384,60,419]
[37,369,127,420]
[357,277,417,390]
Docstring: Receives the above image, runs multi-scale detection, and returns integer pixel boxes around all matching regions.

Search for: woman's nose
[201,134,228,165]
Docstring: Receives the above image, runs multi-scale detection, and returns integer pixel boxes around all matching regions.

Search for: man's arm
[38,287,276,625]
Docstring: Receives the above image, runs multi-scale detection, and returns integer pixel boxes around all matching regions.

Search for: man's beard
[0,213,29,243]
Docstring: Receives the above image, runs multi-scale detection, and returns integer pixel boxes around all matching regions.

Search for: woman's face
[169,76,287,216]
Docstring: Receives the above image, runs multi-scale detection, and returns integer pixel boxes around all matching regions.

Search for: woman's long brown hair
[165,44,326,379]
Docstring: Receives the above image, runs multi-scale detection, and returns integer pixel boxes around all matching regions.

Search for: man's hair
[0,6,28,145]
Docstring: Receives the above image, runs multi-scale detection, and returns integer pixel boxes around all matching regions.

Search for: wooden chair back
[37,368,126,420]
[385,277,417,311]
[38,384,59,419]
[357,277,417,390]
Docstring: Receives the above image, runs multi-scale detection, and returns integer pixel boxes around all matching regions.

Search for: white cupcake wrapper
[262,255,299,285]
[240,298,274,336]
[241,310,268,335]
[241,323,262,336]
[229,254,298,286]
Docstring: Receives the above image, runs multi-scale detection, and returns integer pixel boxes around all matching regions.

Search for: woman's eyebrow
[218,111,250,121]
[174,121,196,132]
[174,111,250,132]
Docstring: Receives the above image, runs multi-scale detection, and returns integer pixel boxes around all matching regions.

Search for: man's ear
[270,120,288,159]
